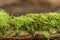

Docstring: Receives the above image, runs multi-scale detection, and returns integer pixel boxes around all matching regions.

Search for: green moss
[0,9,60,38]
[0,9,12,36]
[12,12,60,37]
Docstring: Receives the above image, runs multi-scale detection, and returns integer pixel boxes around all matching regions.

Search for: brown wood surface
[0,0,60,16]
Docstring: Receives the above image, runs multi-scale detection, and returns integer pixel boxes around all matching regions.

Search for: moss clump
[0,9,60,38]
[12,12,60,37]
[0,9,12,37]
